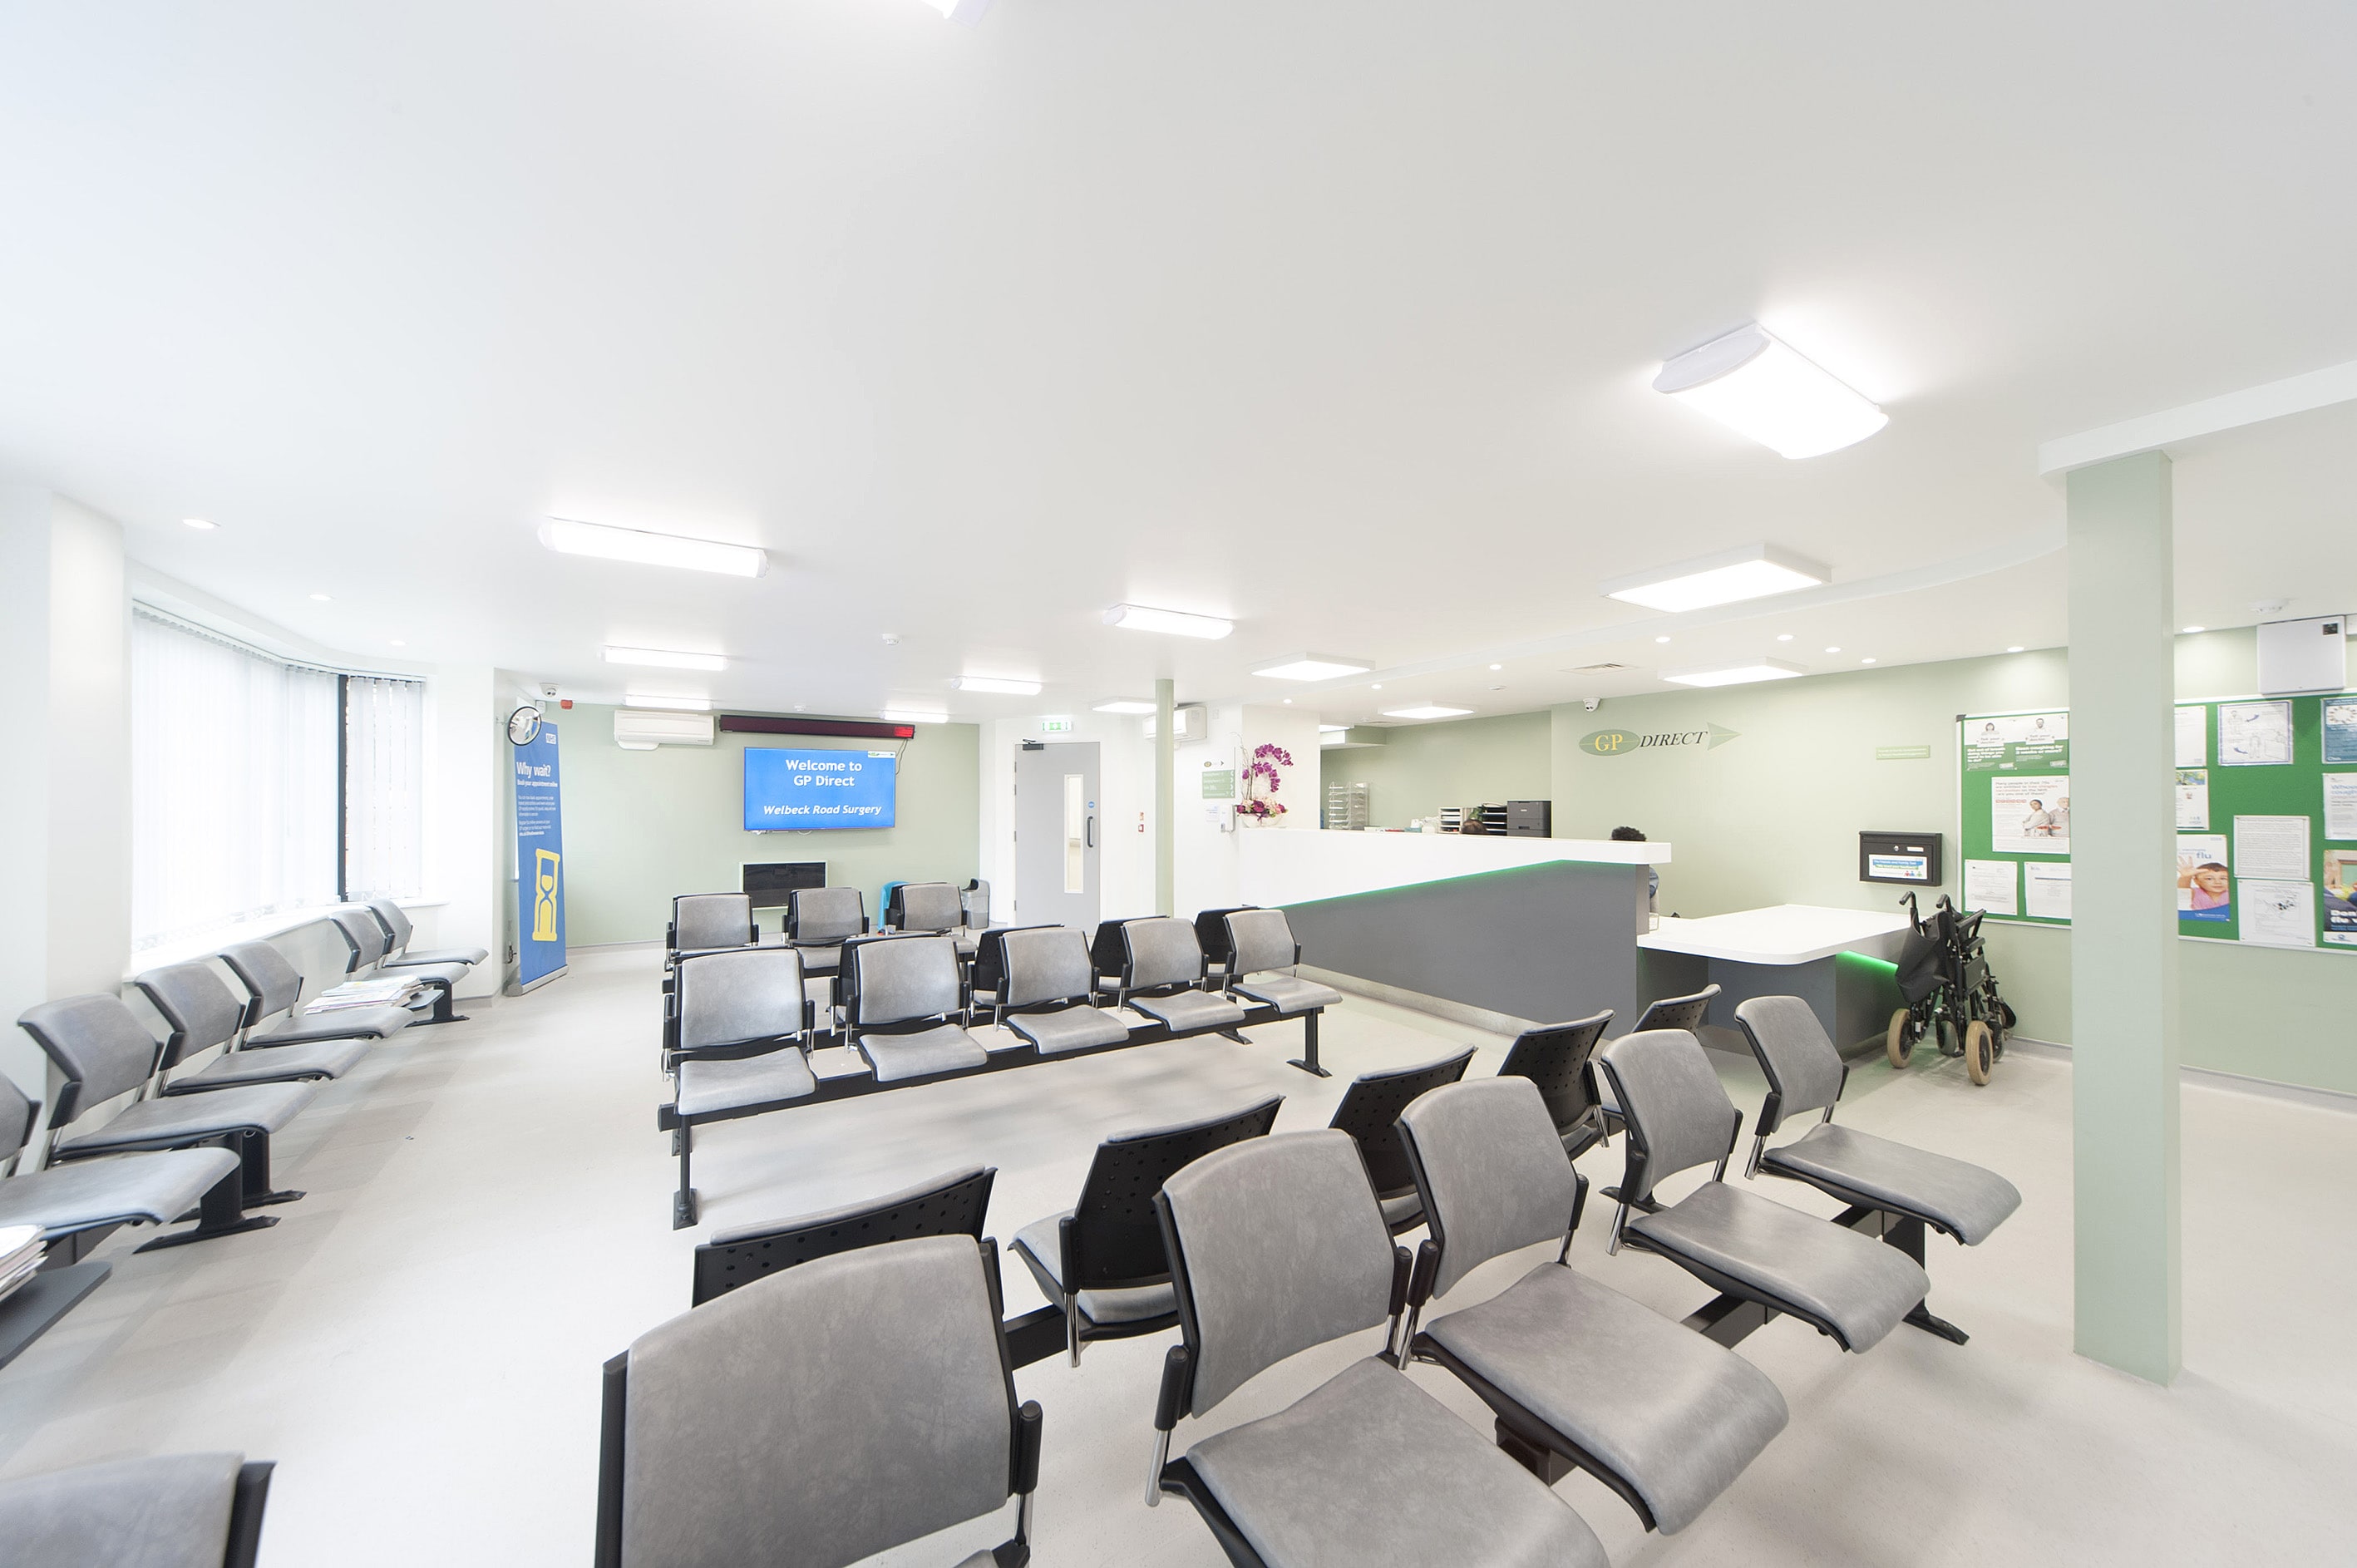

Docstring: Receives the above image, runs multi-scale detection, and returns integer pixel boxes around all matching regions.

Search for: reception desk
[1638,904,1911,1051]
[1247,831,1668,1029]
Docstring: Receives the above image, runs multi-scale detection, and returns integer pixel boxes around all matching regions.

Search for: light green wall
[1319,712,1551,827]
[554,705,981,946]
[1536,628,2357,1094]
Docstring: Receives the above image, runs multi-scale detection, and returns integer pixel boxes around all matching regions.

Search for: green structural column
[1155,678,1175,916]
[2066,450,2182,1383]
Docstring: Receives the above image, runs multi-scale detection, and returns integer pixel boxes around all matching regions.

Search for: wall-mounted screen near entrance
[743,747,898,831]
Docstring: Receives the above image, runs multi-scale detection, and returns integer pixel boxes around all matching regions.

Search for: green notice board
[1958,698,2357,951]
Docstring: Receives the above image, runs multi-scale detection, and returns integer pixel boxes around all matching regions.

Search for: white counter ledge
[1239,829,1669,909]
[1637,904,1911,966]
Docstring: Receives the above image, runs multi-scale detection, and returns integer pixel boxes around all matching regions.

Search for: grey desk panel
[1281,860,1649,1029]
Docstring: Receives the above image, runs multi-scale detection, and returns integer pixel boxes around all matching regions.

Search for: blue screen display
[743,747,898,831]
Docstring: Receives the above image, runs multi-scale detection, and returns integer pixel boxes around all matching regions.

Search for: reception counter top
[1638,905,1912,966]
[1239,829,1669,908]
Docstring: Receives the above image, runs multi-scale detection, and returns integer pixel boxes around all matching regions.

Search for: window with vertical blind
[131,609,427,949]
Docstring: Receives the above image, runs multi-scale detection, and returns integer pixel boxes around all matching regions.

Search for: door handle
[1086,816,1095,849]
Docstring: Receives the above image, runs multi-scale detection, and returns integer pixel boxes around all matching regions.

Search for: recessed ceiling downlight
[1653,323,1888,458]
[1662,658,1807,688]
[1604,544,1830,613]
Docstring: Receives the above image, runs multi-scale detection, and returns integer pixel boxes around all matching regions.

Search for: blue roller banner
[515,722,567,989]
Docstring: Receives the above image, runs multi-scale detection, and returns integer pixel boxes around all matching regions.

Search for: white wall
[980,712,1157,925]
[1172,703,1324,919]
[424,665,502,998]
[0,490,131,1097]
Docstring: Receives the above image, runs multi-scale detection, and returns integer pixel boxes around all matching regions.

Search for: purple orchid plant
[1235,742,1294,818]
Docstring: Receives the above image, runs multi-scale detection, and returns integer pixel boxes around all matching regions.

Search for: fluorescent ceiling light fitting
[624,694,710,712]
[1381,704,1474,721]
[1102,604,1233,639]
[1662,657,1807,688]
[1318,724,1349,733]
[1603,543,1830,614]
[881,708,949,724]
[540,517,768,579]
[1252,653,1373,682]
[182,517,217,530]
[1092,699,1159,715]
[920,0,994,22]
[604,645,727,671]
[1653,323,1888,459]
[954,676,1042,696]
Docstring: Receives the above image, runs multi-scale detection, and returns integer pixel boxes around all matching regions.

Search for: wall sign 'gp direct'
[1578,723,1740,757]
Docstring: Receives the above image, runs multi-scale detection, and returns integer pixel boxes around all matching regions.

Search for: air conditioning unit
[2256,614,2349,695]
[614,708,716,750]
[1142,703,1209,742]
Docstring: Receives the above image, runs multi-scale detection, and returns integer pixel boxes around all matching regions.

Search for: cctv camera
[540,683,559,699]
[1583,698,1601,712]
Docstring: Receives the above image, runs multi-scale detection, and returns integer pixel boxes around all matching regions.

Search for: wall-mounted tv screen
[743,747,898,831]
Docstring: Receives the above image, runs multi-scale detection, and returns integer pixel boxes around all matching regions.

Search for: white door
[1013,742,1101,928]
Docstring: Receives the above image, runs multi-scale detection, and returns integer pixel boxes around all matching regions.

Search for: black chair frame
[1327,1049,1477,1235]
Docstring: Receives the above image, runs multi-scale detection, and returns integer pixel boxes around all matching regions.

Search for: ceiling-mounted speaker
[2256,614,2349,695]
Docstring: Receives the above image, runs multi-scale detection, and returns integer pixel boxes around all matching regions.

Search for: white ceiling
[3,2,2355,727]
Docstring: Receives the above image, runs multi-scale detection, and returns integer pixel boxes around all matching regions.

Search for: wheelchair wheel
[1886,1008,1915,1068]
[1964,1020,1995,1085]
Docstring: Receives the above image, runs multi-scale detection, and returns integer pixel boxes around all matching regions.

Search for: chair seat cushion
[388,961,471,989]
[0,1147,242,1240]
[857,1024,989,1083]
[1186,1357,1608,1568]
[56,1080,322,1157]
[1422,1263,1788,1532]
[384,944,489,969]
[1010,1212,1179,1327]
[789,943,842,975]
[1629,1181,1929,1352]
[1130,990,1248,1033]
[251,1004,412,1044]
[1232,975,1344,1014]
[1379,1192,1424,1231]
[165,1038,369,1092]
[1006,1005,1132,1056]
[674,1050,818,1118]
[1763,1122,2022,1246]
[0,1451,246,1568]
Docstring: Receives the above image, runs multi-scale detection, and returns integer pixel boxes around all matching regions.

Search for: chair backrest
[693,1166,996,1307]
[1066,1097,1283,1292]
[1496,1011,1614,1134]
[789,886,866,944]
[1732,996,1848,1135]
[219,942,305,1023]
[1158,1129,1399,1417]
[0,1072,38,1161]
[845,936,961,1028]
[328,909,387,971]
[1087,920,1130,979]
[1632,984,1721,1034]
[672,894,753,953]
[969,924,1056,999]
[367,897,417,951]
[0,1452,266,1568]
[622,1235,1018,1568]
[17,995,165,1126]
[960,880,990,928]
[997,927,1095,1010]
[675,947,806,1053]
[1192,905,1254,966]
[1120,917,1203,991]
[1223,907,1299,977]
[1397,1077,1583,1298]
[1326,1048,1477,1199]
[892,882,962,934]
[133,963,247,1070]
[1593,1029,1739,1203]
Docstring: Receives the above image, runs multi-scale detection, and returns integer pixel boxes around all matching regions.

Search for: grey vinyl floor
[2,943,2351,1566]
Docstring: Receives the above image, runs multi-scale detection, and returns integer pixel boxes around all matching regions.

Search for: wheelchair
[1887,893,2015,1085]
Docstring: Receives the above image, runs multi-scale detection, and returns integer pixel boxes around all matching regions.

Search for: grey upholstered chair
[668,894,757,965]
[1146,1129,1610,1567]
[1593,1028,1930,1352]
[959,880,991,929]
[328,909,467,1024]
[990,927,1129,1055]
[664,947,821,1229]
[1220,908,1343,1016]
[1393,1076,1788,1535]
[1496,1010,1615,1157]
[1733,995,2022,1343]
[0,1069,249,1257]
[134,963,369,1095]
[1111,918,1247,1035]
[1324,1048,1475,1235]
[888,882,978,957]
[219,941,412,1047]
[17,995,320,1239]
[840,936,989,1084]
[0,1451,274,1568]
[594,1235,1042,1568]
[784,886,868,978]
[692,1166,996,1308]
[1013,1097,1281,1365]
[365,897,489,969]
